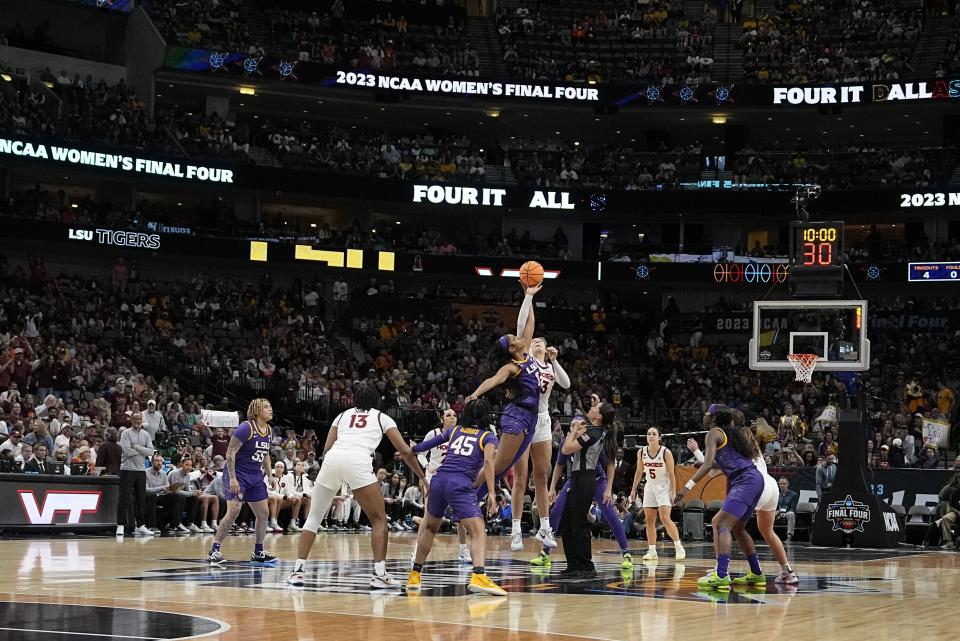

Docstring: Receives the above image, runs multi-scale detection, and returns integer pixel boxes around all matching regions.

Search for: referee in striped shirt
[560,402,618,579]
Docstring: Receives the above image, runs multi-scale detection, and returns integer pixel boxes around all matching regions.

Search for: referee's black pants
[562,471,597,572]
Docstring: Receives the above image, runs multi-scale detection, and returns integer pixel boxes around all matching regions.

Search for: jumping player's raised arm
[516,282,542,346]
[465,363,520,402]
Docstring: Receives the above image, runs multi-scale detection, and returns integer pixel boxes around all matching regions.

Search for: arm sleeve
[555,450,569,466]
[413,427,451,453]
[576,428,601,449]
[598,448,608,467]
[516,294,533,336]
[552,358,571,389]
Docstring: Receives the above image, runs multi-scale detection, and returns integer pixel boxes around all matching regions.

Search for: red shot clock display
[793,221,844,268]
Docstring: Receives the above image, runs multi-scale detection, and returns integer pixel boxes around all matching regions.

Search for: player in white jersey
[411,408,472,564]
[629,426,685,561]
[747,454,798,584]
[289,387,425,589]
[508,334,570,551]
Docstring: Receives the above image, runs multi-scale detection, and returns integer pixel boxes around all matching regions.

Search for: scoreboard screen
[908,262,960,282]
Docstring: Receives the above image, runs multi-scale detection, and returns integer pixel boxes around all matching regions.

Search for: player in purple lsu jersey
[207,399,277,564]
[406,399,506,596]
[674,404,764,589]
[465,281,542,486]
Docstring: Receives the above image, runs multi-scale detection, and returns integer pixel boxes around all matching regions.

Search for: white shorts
[532,411,552,445]
[315,450,377,491]
[643,483,672,508]
[756,474,779,513]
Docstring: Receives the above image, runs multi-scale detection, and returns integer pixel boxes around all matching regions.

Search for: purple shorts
[722,467,765,521]
[500,403,537,437]
[223,469,268,503]
[427,473,481,522]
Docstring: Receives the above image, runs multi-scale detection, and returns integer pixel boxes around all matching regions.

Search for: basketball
[519,261,544,288]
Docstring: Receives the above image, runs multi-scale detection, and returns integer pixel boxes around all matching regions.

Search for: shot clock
[794,221,844,268]
[789,220,845,297]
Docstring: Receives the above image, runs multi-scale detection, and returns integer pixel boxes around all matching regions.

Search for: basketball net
[787,353,818,383]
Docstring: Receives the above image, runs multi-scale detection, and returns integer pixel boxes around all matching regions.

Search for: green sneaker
[620,552,634,571]
[732,571,767,586]
[697,570,732,590]
[530,551,552,567]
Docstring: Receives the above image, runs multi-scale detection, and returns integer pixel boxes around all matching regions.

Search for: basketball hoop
[787,354,818,383]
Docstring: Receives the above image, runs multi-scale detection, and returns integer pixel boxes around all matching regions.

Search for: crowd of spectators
[729,143,957,190]
[934,15,960,77]
[0,76,171,152]
[254,120,488,181]
[148,0,478,77]
[741,0,923,83]
[496,1,716,83]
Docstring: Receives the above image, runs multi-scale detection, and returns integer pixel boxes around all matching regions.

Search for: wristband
[684,480,695,491]
[694,449,705,464]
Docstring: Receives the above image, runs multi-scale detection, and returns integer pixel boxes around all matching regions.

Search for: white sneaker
[674,544,686,561]
[288,571,305,587]
[510,531,523,551]
[211,521,219,530]
[176,523,190,533]
[458,549,473,564]
[188,524,201,533]
[289,524,302,532]
[135,525,155,537]
[776,570,799,584]
[201,524,215,533]
[116,525,125,537]
[272,523,284,533]
[370,572,400,589]
[642,549,659,561]
[534,527,557,549]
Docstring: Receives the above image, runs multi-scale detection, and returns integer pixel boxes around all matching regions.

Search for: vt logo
[17,490,101,524]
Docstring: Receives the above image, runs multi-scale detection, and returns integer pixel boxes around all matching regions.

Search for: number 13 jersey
[329,407,398,456]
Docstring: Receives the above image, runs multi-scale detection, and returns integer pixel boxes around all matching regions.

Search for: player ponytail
[354,387,381,412]
[596,401,619,462]
[463,398,492,428]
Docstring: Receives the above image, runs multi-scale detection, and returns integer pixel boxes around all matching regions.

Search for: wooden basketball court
[2,532,958,640]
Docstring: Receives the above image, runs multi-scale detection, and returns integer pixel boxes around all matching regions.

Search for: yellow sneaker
[406,570,422,592]
[468,573,507,596]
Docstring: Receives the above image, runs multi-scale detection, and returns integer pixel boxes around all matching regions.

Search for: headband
[498,335,510,351]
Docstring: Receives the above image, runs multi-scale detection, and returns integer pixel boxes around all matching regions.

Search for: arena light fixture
[43,82,54,89]
[239,86,256,95]
[0,74,11,82]
[485,109,500,118]
[711,115,727,124]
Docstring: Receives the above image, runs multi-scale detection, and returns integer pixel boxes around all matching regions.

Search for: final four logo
[826,495,871,534]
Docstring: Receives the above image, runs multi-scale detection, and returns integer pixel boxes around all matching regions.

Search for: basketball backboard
[749,300,870,371]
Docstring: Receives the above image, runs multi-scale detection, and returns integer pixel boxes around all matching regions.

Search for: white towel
[201,409,241,428]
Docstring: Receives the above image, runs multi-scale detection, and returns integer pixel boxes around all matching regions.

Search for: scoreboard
[908,262,960,282]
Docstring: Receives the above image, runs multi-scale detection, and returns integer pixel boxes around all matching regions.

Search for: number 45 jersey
[414,424,499,481]
[329,407,398,456]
